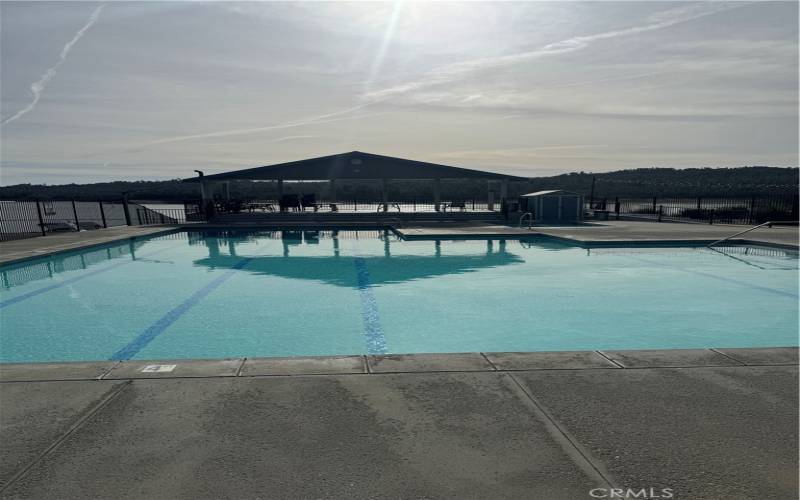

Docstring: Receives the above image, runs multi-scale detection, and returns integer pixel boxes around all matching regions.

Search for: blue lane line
[628,254,798,300]
[110,257,253,361]
[0,245,177,310]
[353,257,388,355]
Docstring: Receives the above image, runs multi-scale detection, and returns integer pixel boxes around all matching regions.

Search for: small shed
[519,190,583,223]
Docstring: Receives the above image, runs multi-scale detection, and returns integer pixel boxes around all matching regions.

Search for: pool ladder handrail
[519,212,533,230]
[381,217,403,229]
[707,221,792,247]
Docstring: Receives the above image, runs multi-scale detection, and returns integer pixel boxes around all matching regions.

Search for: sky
[0,1,797,185]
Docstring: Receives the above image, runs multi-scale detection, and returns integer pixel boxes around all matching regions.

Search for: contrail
[1,4,105,127]
[363,3,745,102]
[79,104,389,161]
[137,102,378,147]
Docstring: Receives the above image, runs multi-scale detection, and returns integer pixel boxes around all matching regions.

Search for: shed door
[560,196,579,221]
[540,196,559,220]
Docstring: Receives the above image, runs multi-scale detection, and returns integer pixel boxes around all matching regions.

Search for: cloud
[361,3,744,103]
[1,4,105,127]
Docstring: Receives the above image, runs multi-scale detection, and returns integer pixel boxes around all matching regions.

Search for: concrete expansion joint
[234,358,248,377]
[504,372,618,491]
[362,355,372,374]
[0,380,131,494]
[479,352,499,371]
[96,360,122,380]
[595,351,625,368]
[708,348,748,366]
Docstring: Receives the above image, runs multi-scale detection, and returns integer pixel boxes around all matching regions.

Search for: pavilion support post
[487,181,494,211]
[199,180,214,217]
[500,178,509,218]
[381,178,388,212]
[223,182,231,201]
[434,178,442,212]
[329,179,337,204]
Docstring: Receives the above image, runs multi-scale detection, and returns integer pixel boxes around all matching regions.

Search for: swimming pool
[0,229,797,363]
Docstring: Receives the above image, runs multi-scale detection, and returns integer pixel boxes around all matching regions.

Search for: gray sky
[1,1,797,185]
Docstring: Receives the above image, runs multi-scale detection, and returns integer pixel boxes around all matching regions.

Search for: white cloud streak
[81,103,388,161]
[132,102,381,150]
[1,4,105,127]
[362,3,745,102]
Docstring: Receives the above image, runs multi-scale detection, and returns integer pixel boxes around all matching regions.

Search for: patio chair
[279,194,301,212]
[444,200,466,212]
[301,193,319,212]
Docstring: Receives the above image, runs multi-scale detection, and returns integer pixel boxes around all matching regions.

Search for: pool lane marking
[110,257,254,361]
[352,253,388,355]
[0,244,180,309]
[627,254,798,300]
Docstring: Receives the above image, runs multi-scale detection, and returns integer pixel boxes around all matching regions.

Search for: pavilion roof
[184,151,527,182]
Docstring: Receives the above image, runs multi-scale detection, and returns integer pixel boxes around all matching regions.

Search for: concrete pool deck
[0,225,174,265]
[0,348,797,499]
[1,223,797,497]
[1,220,796,267]
[396,220,800,248]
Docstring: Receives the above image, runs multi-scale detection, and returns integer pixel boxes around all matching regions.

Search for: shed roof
[520,190,581,197]
[185,151,527,182]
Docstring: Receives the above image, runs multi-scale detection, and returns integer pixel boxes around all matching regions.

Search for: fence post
[98,201,107,228]
[614,197,620,220]
[709,209,715,225]
[122,197,132,226]
[71,200,80,229]
[652,197,657,213]
[748,196,756,225]
[697,197,702,210]
[658,205,663,222]
[35,200,46,236]
[353,197,357,212]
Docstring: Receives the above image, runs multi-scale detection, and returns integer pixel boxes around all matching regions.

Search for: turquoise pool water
[0,229,797,363]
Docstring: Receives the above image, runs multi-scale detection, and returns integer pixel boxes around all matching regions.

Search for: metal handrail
[519,212,533,230]
[707,221,791,247]
[381,217,402,228]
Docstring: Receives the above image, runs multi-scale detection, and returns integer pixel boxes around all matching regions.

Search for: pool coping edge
[1,347,796,382]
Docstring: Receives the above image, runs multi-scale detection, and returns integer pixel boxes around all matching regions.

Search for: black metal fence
[0,200,129,242]
[213,197,498,214]
[136,205,205,225]
[587,195,798,225]
[0,200,205,241]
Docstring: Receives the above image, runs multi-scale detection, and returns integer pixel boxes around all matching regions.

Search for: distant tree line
[0,167,796,202]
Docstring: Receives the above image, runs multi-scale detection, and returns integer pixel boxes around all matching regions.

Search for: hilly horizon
[1,165,796,201]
